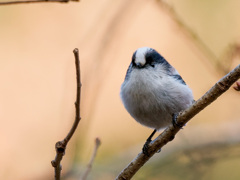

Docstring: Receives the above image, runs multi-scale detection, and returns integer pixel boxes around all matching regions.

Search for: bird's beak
[136,62,143,68]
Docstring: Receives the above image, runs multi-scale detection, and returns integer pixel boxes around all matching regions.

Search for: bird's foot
[142,129,157,156]
[142,139,151,156]
[172,113,184,129]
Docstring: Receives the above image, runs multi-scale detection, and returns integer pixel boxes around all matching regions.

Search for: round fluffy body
[120,47,194,130]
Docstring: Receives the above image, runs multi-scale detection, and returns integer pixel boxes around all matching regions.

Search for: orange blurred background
[0,0,240,179]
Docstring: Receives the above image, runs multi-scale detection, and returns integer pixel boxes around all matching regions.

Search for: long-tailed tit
[120,47,194,155]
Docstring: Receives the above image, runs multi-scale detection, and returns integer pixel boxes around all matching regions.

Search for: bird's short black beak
[135,62,143,68]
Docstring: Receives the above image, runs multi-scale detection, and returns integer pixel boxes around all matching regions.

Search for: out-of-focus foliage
[134,143,240,180]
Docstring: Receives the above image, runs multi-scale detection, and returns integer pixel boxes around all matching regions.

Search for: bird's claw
[142,139,151,156]
[172,113,184,129]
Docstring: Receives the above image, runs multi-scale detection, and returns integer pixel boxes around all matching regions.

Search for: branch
[0,0,79,5]
[116,64,240,180]
[81,138,101,180]
[51,48,82,180]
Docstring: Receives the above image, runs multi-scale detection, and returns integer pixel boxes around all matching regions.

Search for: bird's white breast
[120,66,193,130]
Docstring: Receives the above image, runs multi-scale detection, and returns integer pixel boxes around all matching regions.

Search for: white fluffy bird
[120,47,194,154]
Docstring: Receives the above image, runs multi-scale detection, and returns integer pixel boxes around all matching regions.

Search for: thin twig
[116,64,240,180]
[51,48,82,180]
[0,0,79,5]
[81,138,101,180]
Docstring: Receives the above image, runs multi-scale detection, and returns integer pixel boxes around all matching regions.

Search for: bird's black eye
[146,55,155,68]
[146,56,153,64]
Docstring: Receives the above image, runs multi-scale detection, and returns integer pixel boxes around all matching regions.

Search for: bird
[120,47,194,155]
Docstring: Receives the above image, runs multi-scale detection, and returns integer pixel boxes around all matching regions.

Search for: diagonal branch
[51,48,82,180]
[116,64,240,180]
[0,0,79,5]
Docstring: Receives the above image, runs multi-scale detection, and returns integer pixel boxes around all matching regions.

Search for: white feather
[134,47,151,66]
[120,48,193,130]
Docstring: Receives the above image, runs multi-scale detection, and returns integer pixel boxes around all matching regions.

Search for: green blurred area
[135,143,240,180]
[76,143,240,180]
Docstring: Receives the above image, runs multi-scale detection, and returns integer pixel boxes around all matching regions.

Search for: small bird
[120,47,194,155]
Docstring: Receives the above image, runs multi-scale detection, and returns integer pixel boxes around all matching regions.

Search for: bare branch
[64,48,82,144]
[116,64,240,180]
[81,138,101,180]
[51,48,82,180]
[0,0,79,5]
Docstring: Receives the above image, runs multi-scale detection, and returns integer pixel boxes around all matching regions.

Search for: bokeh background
[0,0,240,179]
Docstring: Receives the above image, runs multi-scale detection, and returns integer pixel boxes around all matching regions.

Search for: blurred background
[0,0,240,179]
